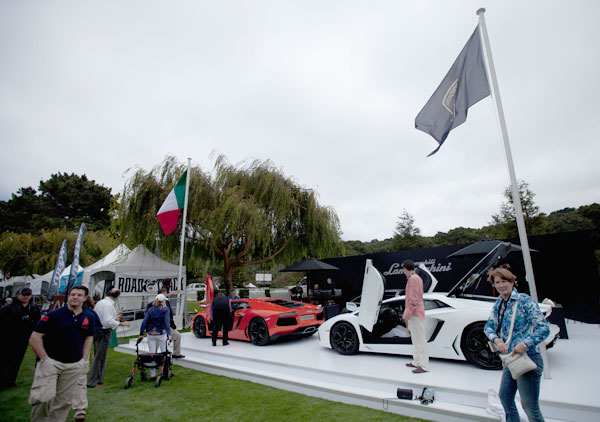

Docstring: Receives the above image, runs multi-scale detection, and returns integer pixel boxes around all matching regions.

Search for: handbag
[499,301,537,380]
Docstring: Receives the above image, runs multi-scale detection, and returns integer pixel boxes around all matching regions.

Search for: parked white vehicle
[318,244,560,369]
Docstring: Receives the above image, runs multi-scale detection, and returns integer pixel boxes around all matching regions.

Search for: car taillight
[279,311,298,318]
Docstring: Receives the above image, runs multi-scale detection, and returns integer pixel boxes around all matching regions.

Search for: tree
[0,229,119,276]
[113,156,343,293]
[391,210,428,250]
[0,173,112,233]
[490,180,543,237]
[39,173,112,231]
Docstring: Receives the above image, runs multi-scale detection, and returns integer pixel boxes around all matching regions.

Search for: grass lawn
[0,348,430,422]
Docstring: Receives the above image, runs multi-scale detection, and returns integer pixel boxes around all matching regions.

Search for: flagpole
[477,8,550,379]
[174,158,191,330]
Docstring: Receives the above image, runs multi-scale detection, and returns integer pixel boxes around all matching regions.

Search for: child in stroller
[125,336,174,388]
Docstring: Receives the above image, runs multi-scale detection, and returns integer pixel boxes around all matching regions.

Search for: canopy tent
[94,245,185,296]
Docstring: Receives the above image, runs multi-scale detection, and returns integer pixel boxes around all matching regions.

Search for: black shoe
[212,343,216,346]
[173,354,185,358]
[223,342,229,346]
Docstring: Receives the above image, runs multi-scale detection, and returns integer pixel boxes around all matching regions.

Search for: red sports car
[191,276,324,346]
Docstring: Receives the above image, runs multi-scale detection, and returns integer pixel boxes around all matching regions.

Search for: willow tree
[113,155,343,292]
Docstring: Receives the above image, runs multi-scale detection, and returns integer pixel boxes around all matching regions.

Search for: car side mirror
[346,302,358,312]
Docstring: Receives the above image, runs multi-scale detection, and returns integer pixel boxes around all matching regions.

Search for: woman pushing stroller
[138,294,171,378]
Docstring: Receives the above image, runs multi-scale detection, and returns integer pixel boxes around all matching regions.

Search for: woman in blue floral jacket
[484,267,550,422]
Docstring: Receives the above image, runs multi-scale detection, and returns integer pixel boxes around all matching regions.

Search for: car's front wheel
[193,316,207,338]
[461,322,502,370]
[330,322,359,355]
[248,318,270,346]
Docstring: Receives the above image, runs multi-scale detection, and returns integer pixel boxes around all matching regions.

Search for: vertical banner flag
[415,25,490,156]
[157,170,187,235]
[66,223,87,292]
[47,239,68,299]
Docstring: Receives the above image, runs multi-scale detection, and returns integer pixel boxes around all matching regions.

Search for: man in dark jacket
[0,287,41,390]
[208,290,231,346]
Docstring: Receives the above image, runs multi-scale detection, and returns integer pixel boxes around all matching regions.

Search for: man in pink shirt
[402,260,429,373]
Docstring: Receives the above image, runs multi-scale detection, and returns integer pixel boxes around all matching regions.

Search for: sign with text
[115,275,185,296]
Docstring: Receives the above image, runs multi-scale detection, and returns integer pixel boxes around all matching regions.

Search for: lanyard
[496,299,508,336]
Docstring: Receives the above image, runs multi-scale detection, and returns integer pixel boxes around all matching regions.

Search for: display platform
[116,321,600,422]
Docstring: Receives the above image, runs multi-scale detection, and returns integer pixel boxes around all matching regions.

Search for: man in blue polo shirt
[28,285,97,422]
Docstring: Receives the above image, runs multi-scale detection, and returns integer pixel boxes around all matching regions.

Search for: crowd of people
[1,262,552,422]
[0,284,185,422]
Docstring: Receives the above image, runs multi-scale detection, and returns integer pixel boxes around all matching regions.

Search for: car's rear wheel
[193,316,207,338]
[330,322,359,355]
[248,318,270,346]
[461,322,502,370]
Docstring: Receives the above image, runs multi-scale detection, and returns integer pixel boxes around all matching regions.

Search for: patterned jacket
[484,288,550,355]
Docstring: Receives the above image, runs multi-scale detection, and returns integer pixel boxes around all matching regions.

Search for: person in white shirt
[86,288,130,388]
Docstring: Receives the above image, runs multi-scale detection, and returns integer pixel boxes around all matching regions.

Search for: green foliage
[391,210,430,251]
[0,229,119,276]
[0,173,112,233]
[490,180,544,237]
[0,348,428,422]
[114,155,343,292]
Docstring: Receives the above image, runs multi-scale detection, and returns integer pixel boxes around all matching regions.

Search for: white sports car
[318,243,560,369]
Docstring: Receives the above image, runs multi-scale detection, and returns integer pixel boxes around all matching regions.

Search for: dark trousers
[0,338,28,389]
[87,328,112,387]
[211,310,230,345]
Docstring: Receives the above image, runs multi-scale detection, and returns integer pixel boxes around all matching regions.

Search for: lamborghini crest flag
[415,25,490,156]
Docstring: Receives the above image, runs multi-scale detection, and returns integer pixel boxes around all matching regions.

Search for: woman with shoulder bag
[484,267,550,422]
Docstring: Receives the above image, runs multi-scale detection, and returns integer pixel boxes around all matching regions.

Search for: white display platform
[116,321,600,422]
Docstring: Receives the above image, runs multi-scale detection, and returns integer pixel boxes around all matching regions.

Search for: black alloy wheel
[330,322,359,355]
[248,318,270,346]
[193,316,207,338]
[461,322,502,370]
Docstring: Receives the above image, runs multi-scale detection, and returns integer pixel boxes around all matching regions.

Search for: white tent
[87,244,187,335]
[94,244,185,296]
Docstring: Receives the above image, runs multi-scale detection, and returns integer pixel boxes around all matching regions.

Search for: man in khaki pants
[29,286,97,422]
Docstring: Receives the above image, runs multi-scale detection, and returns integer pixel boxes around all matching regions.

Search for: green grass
[0,348,430,422]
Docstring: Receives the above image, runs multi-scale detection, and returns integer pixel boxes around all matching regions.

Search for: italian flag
[156,170,187,235]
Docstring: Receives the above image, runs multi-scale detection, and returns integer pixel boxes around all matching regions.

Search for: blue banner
[66,223,87,293]
[47,239,68,299]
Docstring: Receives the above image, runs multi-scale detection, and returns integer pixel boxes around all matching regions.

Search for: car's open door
[358,259,386,332]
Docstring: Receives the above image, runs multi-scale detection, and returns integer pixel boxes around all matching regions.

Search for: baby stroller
[125,337,174,388]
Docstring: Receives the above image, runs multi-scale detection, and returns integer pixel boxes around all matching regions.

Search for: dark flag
[47,239,68,299]
[66,223,87,292]
[415,25,490,156]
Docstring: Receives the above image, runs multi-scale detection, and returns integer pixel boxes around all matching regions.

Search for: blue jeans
[499,352,545,422]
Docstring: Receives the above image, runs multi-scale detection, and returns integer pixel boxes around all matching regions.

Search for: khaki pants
[30,357,89,422]
[171,329,181,355]
[71,366,88,417]
[407,316,429,371]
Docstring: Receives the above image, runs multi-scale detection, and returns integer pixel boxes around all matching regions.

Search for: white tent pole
[477,8,550,379]
[174,158,191,330]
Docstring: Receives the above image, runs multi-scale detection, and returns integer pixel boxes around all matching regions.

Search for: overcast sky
[1,1,599,242]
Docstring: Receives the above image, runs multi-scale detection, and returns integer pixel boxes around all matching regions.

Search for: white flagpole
[174,158,191,330]
[477,8,550,379]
